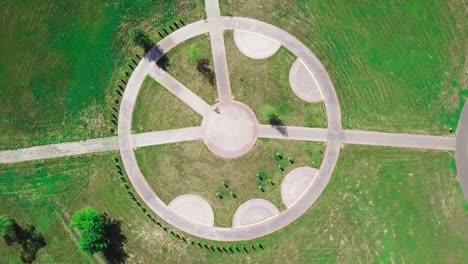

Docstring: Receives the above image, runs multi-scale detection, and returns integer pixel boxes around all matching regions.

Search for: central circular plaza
[202,101,258,158]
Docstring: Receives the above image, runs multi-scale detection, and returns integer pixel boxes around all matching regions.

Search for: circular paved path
[233,30,281,59]
[118,16,342,241]
[169,194,215,226]
[202,101,258,158]
[232,199,280,227]
[281,167,319,208]
[456,100,468,200]
[289,59,324,102]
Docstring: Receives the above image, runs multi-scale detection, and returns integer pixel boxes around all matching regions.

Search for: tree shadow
[102,218,128,264]
[132,28,154,53]
[269,115,288,136]
[144,45,170,71]
[157,55,170,71]
[196,58,216,86]
[3,224,47,264]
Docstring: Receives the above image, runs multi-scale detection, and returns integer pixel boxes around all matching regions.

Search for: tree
[132,28,153,52]
[0,215,15,237]
[71,208,109,255]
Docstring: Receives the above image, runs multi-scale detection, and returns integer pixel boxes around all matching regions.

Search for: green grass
[135,139,325,227]
[0,154,208,263]
[1,0,467,263]
[0,0,206,150]
[2,147,466,263]
[221,0,467,135]
[165,34,218,105]
[132,77,202,133]
[225,31,327,127]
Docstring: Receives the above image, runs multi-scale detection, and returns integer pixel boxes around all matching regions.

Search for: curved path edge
[117,16,342,241]
[456,100,468,200]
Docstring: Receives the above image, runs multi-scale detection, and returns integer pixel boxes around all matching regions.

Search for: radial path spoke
[205,0,221,18]
[341,130,456,151]
[132,127,203,148]
[205,0,232,102]
[148,65,212,117]
[257,125,329,142]
[0,137,119,164]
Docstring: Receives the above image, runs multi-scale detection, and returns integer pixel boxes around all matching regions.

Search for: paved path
[0,137,119,164]
[168,194,215,226]
[341,130,456,151]
[281,167,318,208]
[289,59,324,102]
[258,125,328,142]
[1,126,455,164]
[206,0,233,102]
[0,128,204,164]
[132,127,203,148]
[148,66,212,117]
[456,100,468,199]
[233,30,281,59]
[0,0,463,241]
[258,125,456,151]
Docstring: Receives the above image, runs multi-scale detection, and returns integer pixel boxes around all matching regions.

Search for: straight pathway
[259,125,456,151]
[1,126,456,164]
[258,125,328,142]
[342,130,456,151]
[206,0,232,102]
[0,137,119,164]
[148,66,212,117]
[132,127,203,148]
[0,128,204,164]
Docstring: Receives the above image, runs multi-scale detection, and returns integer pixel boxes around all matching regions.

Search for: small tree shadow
[3,224,47,264]
[144,45,170,71]
[269,114,288,136]
[132,28,154,53]
[102,217,128,264]
[196,58,215,86]
[157,55,170,71]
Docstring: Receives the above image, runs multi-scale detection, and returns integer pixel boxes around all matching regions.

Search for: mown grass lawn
[1,147,466,263]
[221,0,467,135]
[0,0,206,150]
[135,139,325,227]
[1,0,467,263]
[224,31,327,128]
[132,77,202,133]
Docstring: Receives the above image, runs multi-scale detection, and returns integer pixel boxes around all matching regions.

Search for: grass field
[135,139,325,227]
[224,31,327,127]
[165,34,218,105]
[1,0,467,263]
[132,77,202,133]
[222,0,467,135]
[0,0,206,150]
[1,147,466,263]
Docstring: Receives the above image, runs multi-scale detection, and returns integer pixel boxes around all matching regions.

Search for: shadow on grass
[3,224,46,264]
[269,114,288,136]
[196,58,215,86]
[102,217,128,264]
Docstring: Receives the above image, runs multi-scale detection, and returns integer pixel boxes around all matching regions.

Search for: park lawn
[135,139,325,227]
[132,77,202,133]
[165,34,218,105]
[0,153,208,263]
[204,147,467,263]
[1,147,466,263]
[221,0,467,135]
[0,0,206,150]
[225,31,328,128]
